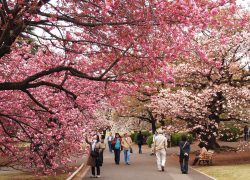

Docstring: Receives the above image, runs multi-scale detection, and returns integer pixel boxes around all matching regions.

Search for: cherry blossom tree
[0,0,246,173]
[150,15,250,149]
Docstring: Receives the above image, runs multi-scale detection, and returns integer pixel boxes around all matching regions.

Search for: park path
[84,145,214,180]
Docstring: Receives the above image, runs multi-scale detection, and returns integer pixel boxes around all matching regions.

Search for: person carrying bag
[121,132,133,165]
[179,135,190,174]
[86,134,103,178]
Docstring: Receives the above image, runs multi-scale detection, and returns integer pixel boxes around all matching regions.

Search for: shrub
[146,135,154,147]
[219,124,240,142]
[130,132,137,143]
[142,131,152,138]
[171,132,194,146]
[130,130,153,144]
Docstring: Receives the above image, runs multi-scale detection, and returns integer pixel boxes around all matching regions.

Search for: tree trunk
[147,110,157,133]
[151,120,156,133]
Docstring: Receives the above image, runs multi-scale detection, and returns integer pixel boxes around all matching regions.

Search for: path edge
[67,162,90,180]
[190,167,216,180]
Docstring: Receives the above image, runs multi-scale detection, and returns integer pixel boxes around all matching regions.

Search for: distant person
[192,142,207,166]
[112,133,122,165]
[244,125,249,141]
[152,129,168,172]
[165,132,171,148]
[137,131,144,154]
[249,127,250,140]
[99,135,106,167]
[107,132,113,152]
[86,134,103,178]
[179,135,190,174]
[122,132,133,165]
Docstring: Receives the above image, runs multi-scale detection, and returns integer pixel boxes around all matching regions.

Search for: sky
[237,0,250,8]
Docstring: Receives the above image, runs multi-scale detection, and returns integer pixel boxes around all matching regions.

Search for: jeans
[155,149,166,170]
[138,144,142,154]
[114,149,120,164]
[91,166,100,176]
[108,141,112,152]
[124,149,131,164]
[180,156,189,173]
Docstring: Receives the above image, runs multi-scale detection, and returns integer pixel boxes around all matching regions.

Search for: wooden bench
[198,150,214,165]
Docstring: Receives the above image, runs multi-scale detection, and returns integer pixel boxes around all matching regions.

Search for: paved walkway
[84,145,213,180]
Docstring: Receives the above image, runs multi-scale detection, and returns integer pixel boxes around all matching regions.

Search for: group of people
[85,129,210,178]
[107,131,144,154]
[86,134,106,178]
[86,132,134,178]
[109,132,133,165]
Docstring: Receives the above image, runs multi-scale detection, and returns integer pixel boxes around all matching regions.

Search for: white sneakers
[90,175,101,178]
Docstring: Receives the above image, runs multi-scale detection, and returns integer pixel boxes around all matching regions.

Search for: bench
[198,150,214,165]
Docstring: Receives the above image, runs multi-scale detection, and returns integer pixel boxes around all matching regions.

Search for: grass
[195,164,250,180]
[0,171,68,180]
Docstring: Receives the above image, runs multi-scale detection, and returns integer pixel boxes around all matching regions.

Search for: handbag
[182,141,189,157]
[90,150,99,157]
[130,147,133,153]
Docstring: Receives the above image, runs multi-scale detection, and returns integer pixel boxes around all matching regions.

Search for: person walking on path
[137,131,144,154]
[112,133,122,165]
[152,129,168,172]
[107,132,113,153]
[99,135,106,167]
[179,135,190,174]
[122,133,133,165]
[244,125,249,141]
[86,134,104,178]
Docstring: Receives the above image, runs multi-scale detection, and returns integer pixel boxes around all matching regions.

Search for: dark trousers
[192,156,200,165]
[244,133,249,141]
[180,157,189,173]
[138,144,142,154]
[114,149,120,164]
[91,166,100,176]
[108,141,112,152]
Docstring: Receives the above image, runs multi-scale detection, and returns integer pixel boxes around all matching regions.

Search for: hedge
[130,131,153,144]
[171,132,194,146]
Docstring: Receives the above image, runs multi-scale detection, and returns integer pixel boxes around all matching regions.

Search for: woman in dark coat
[86,134,104,178]
[137,131,144,154]
[179,135,190,174]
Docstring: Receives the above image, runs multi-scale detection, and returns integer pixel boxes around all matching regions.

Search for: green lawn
[195,164,250,180]
[0,171,68,180]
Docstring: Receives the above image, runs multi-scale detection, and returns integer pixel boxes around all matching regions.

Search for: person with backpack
[112,133,122,165]
[179,135,190,174]
[86,134,104,178]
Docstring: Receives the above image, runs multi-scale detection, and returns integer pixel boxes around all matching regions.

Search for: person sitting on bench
[192,142,208,165]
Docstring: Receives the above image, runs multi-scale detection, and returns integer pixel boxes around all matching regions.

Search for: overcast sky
[237,0,250,8]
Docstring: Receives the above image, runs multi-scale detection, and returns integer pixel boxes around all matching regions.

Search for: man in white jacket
[153,129,168,172]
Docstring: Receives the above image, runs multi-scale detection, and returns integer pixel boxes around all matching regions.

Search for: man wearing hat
[152,129,168,172]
